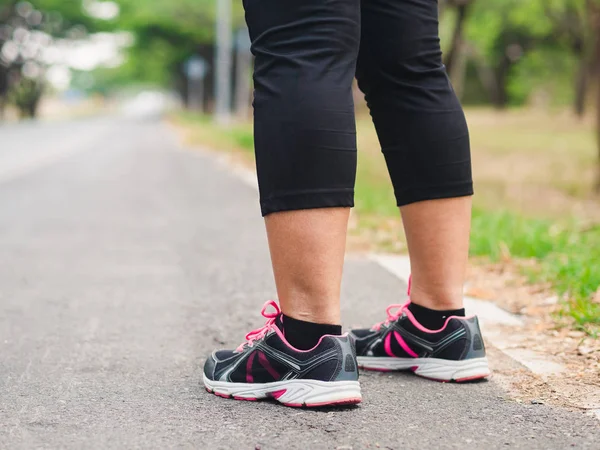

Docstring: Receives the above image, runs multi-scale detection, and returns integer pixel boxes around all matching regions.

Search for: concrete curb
[371,253,600,422]
[370,254,567,375]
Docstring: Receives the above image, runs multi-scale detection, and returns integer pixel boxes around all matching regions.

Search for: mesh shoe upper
[204,301,359,384]
[350,307,486,361]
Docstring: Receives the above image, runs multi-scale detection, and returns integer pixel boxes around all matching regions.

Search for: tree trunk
[592,45,600,194]
[589,0,600,192]
[445,3,471,76]
[574,53,588,117]
[438,0,448,17]
[0,1,18,21]
[596,83,600,192]
[466,43,500,105]
[492,55,511,109]
[450,41,468,99]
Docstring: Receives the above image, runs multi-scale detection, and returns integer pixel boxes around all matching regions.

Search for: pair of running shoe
[203,292,490,408]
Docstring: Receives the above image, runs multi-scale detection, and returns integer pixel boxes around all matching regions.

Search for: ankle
[284,309,341,325]
[279,292,341,324]
[409,285,464,311]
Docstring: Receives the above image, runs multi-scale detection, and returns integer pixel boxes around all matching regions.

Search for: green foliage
[456,0,593,107]
[506,47,579,106]
[470,209,600,329]
[112,0,245,87]
[175,111,255,156]
[0,0,110,117]
[10,76,43,117]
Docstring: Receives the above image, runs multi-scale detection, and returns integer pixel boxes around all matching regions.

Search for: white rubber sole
[357,356,491,382]
[203,375,362,407]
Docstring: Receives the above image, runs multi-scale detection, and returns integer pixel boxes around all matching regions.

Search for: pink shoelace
[371,302,409,331]
[371,275,412,331]
[236,300,281,352]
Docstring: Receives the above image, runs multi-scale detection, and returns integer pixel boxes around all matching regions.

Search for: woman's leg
[401,197,471,312]
[356,0,473,316]
[266,208,349,327]
[350,0,489,381]
[204,0,363,406]
[248,0,360,346]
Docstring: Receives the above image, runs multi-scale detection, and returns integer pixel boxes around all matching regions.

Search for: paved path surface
[1,117,598,449]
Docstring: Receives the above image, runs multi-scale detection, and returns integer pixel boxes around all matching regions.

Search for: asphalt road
[1,116,598,449]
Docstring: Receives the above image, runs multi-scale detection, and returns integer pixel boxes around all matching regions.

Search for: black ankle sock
[407,303,465,330]
[279,314,342,350]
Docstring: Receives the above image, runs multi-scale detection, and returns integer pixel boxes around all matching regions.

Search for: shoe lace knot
[372,302,409,331]
[236,300,280,352]
[372,275,412,331]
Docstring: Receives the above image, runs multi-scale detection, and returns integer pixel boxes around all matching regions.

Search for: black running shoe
[350,297,490,382]
[203,301,361,407]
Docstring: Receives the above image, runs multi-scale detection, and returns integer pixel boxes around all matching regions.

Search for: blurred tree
[113,0,244,108]
[461,0,556,107]
[588,0,600,192]
[541,0,591,116]
[0,0,110,118]
[456,0,598,113]
[11,75,42,117]
[0,0,18,118]
[443,0,474,79]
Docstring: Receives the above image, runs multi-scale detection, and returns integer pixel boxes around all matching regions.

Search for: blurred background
[0,0,598,334]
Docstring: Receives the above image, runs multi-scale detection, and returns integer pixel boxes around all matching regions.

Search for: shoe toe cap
[203,352,218,380]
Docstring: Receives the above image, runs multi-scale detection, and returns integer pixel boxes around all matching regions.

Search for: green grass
[175,111,255,156]
[470,210,600,331]
[172,110,600,333]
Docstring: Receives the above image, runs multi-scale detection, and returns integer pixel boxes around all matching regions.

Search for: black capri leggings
[244,0,473,216]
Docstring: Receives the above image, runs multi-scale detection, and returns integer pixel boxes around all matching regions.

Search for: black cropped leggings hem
[261,189,355,217]
[395,182,474,208]
[260,180,473,216]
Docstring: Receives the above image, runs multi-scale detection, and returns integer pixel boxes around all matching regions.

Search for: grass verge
[470,209,600,333]
[171,110,600,334]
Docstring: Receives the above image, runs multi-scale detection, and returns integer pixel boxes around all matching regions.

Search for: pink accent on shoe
[246,351,256,383]
[233,396,258,401]
[370,273,411,332]
[393,331,418,358]
[281,398,362,408]
[236,300,282,352]
[403,307,475,333]
[304,398,362,407]
[258,351,281,381]
[417,375,450,383]
[215,392,230,399]
[384,332,396,357]
[236,300,344,354]
[372,302,409,331]
[455,374,490,383]
[410,366,418,372]
[370,273,476,333]
[273,326,345,353]
[270,389,287,399]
